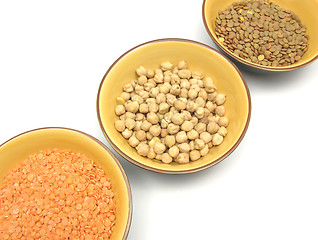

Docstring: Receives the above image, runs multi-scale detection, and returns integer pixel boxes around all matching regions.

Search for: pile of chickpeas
[114,61,229,164]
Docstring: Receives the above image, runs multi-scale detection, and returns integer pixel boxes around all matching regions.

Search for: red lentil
[0,149,116,239]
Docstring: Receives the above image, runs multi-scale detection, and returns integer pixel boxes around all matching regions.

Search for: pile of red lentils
[0,149,116,240]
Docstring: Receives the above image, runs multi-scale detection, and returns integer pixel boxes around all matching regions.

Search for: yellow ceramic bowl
[203,0,318,71]
[97,38,251,174]
[0,128,132,240]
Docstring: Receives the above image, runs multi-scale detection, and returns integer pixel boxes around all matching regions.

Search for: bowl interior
[98,39,251,173]
[0,128,131,240]
[203,0,318,70]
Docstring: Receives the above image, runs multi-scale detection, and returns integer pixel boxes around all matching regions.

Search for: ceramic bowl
[0,127,132,240]
[97,38,251,174]
[202,0,318,71]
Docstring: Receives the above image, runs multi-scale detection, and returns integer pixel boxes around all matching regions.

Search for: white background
[1,1,318,239]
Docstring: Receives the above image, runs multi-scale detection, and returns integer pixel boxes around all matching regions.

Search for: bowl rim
[202,0,318,72]
[0,127,132,240]
[97,38,252,174]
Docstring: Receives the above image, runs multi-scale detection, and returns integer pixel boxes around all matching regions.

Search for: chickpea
[161,61,173,71]
[218,117,229,127]
[134,121,142,131]
[179,88,188,98]
[154,74,163,83]
[205,101,215,112]
[158,153,172,164]
[169,71,180,80]
[136,113,144,121]
[164,135,175,148]
[136,143,150,157]
[160,119,168,129]
[138,90,149,100]
[176,131,188,143]
[195,122,206,134]
[190,150,201,161]
[176,153,189,164]
[198,89,208,100]
[203,77,216,92]
[190,117,198,126]
[200,144,209,157]
[149,88,159,98]
[159,83,171,94]
[208,142,213,149]
[148,137,161,148]
[181,121,194,132]
[131,95,143,104]
[197,80,204,88]
[115,105,126,116]
[192,71,203,79]
[128,135,139,147]
[147,112,159,124]
[138,75,147,85]
[116,97,126,105]
[125,118,136,130]
[135,85,144,93]
[164,111,174,123]
[207,121,219,134]
[144,82,155,92]
[167,123,180,135]
[186,100,198,112]
[207,92,217,101]
[122,129,133,139]
[189,141,195,150]
[161,128,168,138]
[218,126,228,137]
[115,120,125,132]
[177,60,188,70]
[188,89,198,100]
[178,69,191,79]
[190,83,200,92]
[164,74,172,83]
[181,110,192,121]
[166,94,176,106]
[147,148,156,159]
[215,94,226,105]
[187,129,199,140]
[148,103,159,113]
[146,132,153,140]
[180,79,190,90]
[158,103,169,115]
[123,83,134,93]
[195,97,205,108]
[195,107,204,119]
[194,139,205,150]
[153,142,166,154]
[126,101,139,113]
[155,94,165,105]
[123,112,136,120]
[136,66,147,76]
[120,92,131,101]
[155,154,162,160]
[146,69,154,78]
[135,130,146,141]
[200,132,212,143]
[167,146,178,159]
[179,143,191,153]
[171,113,184,125]
[174,99,186,111]
[189,78,198,85]
[141,120,152,131]
[203,108,210,117]
[215,106,225,117]
[139,103,149,113]
[149,125,161,137]
[170,84,181,95]
[212,133,223,146]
